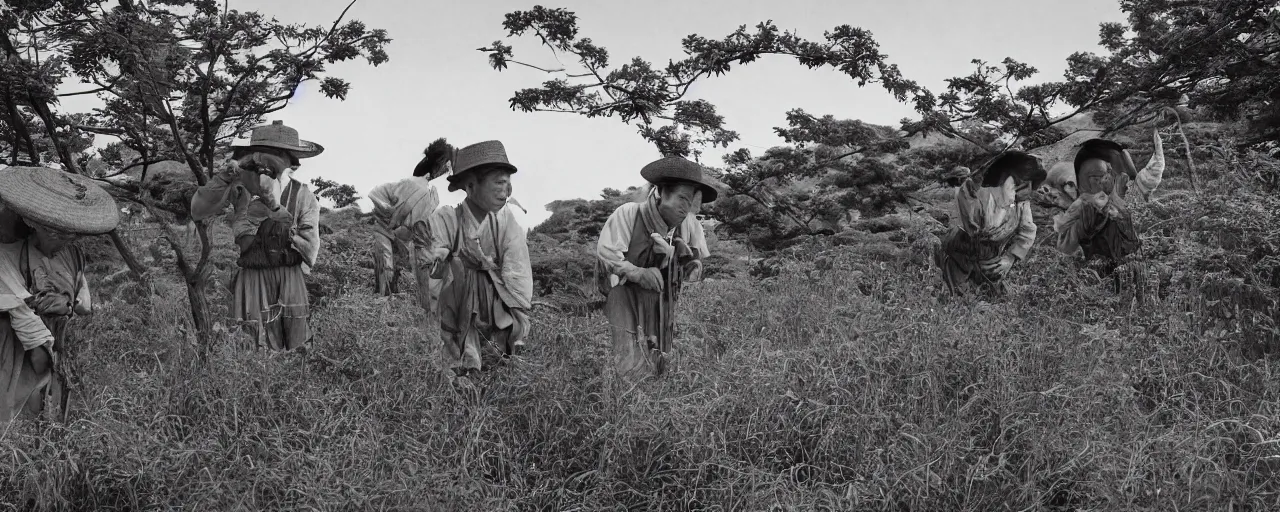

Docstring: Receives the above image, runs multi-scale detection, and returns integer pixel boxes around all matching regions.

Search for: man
[367,138,453,318]
[1053,129,1166,267]
[190,120,324,351]
[934,151,1044,297]
[422,140,532,383]
[0,166,117,422]
[597,156,714,384]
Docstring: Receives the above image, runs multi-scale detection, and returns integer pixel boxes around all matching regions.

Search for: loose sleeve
[368,182,397,220]
[0,296,54,349]
[1005,201,1037,261]
[682,214,711,259]
[497,210,534,310]
[1053,199,1087,256]
[426,205,456,256]
[597,203,640,277]
[1132,129,1166,199]
[189,170,239,222]
[291,185,322,268]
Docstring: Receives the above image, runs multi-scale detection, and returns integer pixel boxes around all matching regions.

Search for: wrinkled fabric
[597,200,708,290]
[0,242,52,348]
[0,317,49,423]
[194,166,318,351]
[0,239,88,423]
[599,197,703,382]
[427,204,532,372]
[22,241,87,423]
[368,178,442,302]
[954,177,1022,244]
[1054,131,1166,263]
[936,178,1036,296]
[191,168,321,274]
[232,265,311,351]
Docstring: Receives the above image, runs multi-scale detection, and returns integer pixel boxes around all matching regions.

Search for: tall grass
[3,158,1280,510]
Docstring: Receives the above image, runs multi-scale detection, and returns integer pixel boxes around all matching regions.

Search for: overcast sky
[58,0,1127,228]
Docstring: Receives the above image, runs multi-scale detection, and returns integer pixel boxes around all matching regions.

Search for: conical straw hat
[0,166,120,234]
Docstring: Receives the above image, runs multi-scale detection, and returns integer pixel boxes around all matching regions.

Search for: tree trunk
[107,230,148,276]
[184,270,213,346]
[2,88,39,164]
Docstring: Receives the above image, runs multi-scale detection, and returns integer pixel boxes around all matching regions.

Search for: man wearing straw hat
[191,120,324,351]
[366,138,453,316]
[934,151,1044,297]
[0,166,118,422]
[421,140,533,382]
[1052,129,1166,269]
[596,156,715,384]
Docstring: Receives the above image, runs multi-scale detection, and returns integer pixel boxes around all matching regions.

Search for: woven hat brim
[640,167,719,203]
[1073,139,1135,181]
[0,167,120,235]
[446,162,517,192]
[232,139,324,159]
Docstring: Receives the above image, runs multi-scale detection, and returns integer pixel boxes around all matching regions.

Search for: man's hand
[427,247,450,265]
[28,342,52,374]
[682,260,703,282]
[625,266,664,292]
[32,290,72,316]
[981,253,1017,279]
[649,234,675,267]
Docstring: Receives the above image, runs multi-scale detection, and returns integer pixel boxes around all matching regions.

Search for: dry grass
[3,180,1280,510]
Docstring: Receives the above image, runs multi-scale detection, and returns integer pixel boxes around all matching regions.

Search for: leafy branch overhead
[0,0,392,341]
[480,6,923,159]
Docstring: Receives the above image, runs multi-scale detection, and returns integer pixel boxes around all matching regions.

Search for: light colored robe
[426,203,532,371]
[190,165,322,273]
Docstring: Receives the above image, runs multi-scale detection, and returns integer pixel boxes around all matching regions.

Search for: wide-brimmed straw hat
[0,166,119,235]
[980,151,1046,190]
[640,156,719,203]
[231,120,324,159]
[446,140,517,192]
[1074,139,1137,181]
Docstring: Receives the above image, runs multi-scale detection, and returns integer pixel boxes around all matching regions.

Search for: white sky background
[55,0,1126,229]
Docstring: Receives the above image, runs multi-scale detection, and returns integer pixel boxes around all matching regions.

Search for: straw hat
[1073,139,1138,181]
[446,140,517,192]
[0,166,119,235]
[640,156,719,203]
[980,151,1046,190]
[231,120,324,159]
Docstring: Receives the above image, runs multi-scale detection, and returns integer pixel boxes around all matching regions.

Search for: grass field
[3,154,1280,511]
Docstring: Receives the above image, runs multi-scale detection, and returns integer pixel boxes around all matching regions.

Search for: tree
[482,7,935,247]
[6,0,390,343]
[310,176,360,209]
[1089,0,1279,147]
[480,6,922,160]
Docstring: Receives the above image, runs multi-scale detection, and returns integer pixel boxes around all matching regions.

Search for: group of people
[1,116,1169,421]
[184,120,719,389]
[936,129,1168,295]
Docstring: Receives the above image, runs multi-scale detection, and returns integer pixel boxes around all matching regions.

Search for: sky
[57,0,1128,229]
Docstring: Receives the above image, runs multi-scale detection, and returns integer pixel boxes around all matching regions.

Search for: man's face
[1076,158,1114,196]
[658,182,702,225]
[28,220,79,255]
[467,168,512,213]
[236,148,290,178]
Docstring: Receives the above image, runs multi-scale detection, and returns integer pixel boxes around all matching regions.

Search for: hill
[3,121,1280,509]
